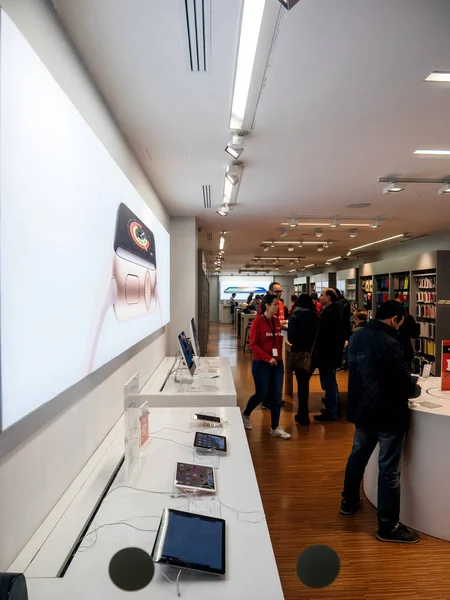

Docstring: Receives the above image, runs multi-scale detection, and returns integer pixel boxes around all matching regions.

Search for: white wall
[168,217,198,355]
[0,0,169,570]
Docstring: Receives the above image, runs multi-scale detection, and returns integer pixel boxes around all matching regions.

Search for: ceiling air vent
[207,232,213,242]
[182,0,210,72]
[202,184,212,208]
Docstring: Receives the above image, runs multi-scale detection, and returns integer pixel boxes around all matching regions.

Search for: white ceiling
[54,0,450,273]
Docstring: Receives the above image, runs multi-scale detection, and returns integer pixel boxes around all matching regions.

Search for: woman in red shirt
[242,295,291,439]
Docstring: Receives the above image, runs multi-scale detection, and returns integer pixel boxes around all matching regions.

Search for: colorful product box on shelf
[442,342,450,391]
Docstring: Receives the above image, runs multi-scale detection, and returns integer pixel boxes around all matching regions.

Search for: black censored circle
[109,547,155,591]
[296,544,340,588]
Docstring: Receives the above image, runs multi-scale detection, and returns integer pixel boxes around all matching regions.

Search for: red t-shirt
[257,298,285,320]
[249,314,284,363]
[315,301,322,316]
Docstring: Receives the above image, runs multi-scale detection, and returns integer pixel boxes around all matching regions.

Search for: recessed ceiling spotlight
[346,251,352,256]
[317,246,324,252]
[371,219,381,229]
[330,218,340,228]
[383,181,404,194]
[438,182,450,195]
[325,261,331,266]
[346,202,372,209]
[290,260,295,265]
[315,229,324,238]
[414,149,450,156]
[279,229,288,238]
[295,258,301,263]
[288,217,298,228]
[349,229,357,238]
[425,71,450,83]
[297,242,303,248]
[288,246,294,252]
[263,247,269,252]
[270,241,276,248]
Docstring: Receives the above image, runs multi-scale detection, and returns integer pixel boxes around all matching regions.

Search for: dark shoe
[321,407,342,418]
[295,415,310,426]
[281,400,286,407]
[340,499,361,516]
[314,412,337,423]
[376,523,420,544]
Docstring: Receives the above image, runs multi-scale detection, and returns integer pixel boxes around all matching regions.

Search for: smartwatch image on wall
[112,203,157,321]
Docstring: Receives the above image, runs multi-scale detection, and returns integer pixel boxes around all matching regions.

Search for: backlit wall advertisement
[219,277,273,301]
[0,12,170,429]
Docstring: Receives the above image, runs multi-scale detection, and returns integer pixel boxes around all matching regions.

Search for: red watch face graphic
[113,203,157,321]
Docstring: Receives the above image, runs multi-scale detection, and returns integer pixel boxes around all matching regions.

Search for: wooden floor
[209,322,450,600]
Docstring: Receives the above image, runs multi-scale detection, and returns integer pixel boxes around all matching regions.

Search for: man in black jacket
[336,289,351,340]
[341,300,421,544]
[312,288,346,423]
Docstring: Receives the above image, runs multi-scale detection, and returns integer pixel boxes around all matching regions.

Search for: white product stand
[139,357,237,407]
[18,407,284,600]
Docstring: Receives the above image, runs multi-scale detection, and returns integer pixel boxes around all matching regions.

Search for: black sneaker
[376,523,420,544]
[314,412,337,423]
[340,499,361,516]
[295,415,310,426]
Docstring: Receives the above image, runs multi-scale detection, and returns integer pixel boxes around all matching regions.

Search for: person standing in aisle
[242,294,291,440]
[257,281,286,320]
[310,291,322,317]
[395,299,419,371]
[341,300,421,543]
[229,292,237,324]
[336,289,351,341]
[246,292,254,305]
[288,294,318,425]
[312,288,346,423]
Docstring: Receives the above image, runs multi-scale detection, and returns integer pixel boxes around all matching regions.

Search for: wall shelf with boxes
[359,251,450,376]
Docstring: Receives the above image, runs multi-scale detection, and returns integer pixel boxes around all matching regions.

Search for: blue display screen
[162,512,225,572]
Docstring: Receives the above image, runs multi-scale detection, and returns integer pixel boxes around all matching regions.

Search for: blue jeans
[244,360,284,430]
[319,367,339,418]
[342,427,405,533]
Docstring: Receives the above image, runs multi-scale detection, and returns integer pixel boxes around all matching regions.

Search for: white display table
[138,357,237,407]
[363,378,450,541]
[22,407,284,600]
[219,303,233,324]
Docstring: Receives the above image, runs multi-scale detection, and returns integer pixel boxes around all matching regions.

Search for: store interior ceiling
[53,0,450,274]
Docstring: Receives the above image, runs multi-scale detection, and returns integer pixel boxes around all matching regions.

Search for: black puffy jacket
[347,319,420,433]
[312,302,346,368]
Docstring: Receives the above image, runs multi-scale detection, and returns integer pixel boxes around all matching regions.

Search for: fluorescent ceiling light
[383,182,404,194]
[350,234,404,252]
[438,183,450,194]
[281,222,375,228]
[219,235,225,250]
[262,240,326,245]
[224,179,233,199]
[425,71,450,83]
[414,149,450,156]
[230,0,266,130]
[288,269,297,273]
[327,256,342,262]
[304,264,315,268]
[325,261,331,266]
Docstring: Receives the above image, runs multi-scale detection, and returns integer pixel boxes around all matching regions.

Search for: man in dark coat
[341,300,421,544]
[312,288,346,422]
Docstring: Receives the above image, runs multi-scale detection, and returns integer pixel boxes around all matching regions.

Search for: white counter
[363,377,450,541]
[219,303,233,324]
[138,357,237,407]
[23,407,284,600]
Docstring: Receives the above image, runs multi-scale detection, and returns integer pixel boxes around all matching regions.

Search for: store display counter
[20,407,284,600]
[139,357,237,407]
[219,303,233,324]
[363,378,450,541]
